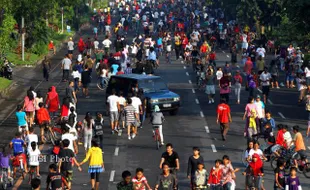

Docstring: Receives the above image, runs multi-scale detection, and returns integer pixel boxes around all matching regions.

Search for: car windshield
[139,78,168,93]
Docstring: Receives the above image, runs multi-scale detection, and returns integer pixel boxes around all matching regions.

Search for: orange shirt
[294,132,305,151]
[48,42,54,50]
[200,45,208,53]
[37,108,50,125]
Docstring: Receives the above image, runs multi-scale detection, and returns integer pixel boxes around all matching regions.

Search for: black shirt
[187,155,204,176]
[58,148,74,171]
[274,167,286,188]
[81,70,91,84]
[65,86,74,101]
[46,172,63,190]
[161,151,179,168]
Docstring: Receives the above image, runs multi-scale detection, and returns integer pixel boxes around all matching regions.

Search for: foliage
[6,52,40,65]
[0,13,17,55]
[0,77,12,91]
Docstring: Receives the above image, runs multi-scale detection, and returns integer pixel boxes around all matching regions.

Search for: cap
[256,95,261,99]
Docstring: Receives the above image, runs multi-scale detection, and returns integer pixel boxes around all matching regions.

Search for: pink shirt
[24,96,35,112]
[245,103,258,117]
[132,176,147,190]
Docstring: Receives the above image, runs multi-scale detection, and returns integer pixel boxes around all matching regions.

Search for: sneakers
[211,99,214,103]
[208,100,212,104]
[128,136,131,140]
[132,134,136,139]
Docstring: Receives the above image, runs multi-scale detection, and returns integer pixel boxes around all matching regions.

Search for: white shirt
[259,72,271,86]
[72,71,81,81]
[100,69,108,77]
[61,133,76,152]
[131,96,142,114]
[248,149,264,159]
[142,15,147,21]
[256,47,266,57]
[154,12,159,18]
[107,95,119,112]
[62,58,72,70]
[105,25,111,32]
[28,148,41,166]
[68,41,74,51]
[93,40,99,49]
[25,134,38,152]
[102,39,112,48]
[118,96,126,106]
[216,70,223,80]
[283,131,292,147]
[254,101,265,119]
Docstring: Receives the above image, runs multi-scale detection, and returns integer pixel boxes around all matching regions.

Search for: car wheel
[169,109,178,115]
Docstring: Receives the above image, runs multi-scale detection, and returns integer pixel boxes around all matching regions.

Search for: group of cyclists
[0,0,308,189]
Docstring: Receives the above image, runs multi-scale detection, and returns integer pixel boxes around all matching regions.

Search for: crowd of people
[0,0,309,189]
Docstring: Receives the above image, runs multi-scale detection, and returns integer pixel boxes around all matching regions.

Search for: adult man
[254,95,265,133]
[155,162,178,190]
[66,80,77,105]
[216,98,232,141]
[81,65,91,98]
[259,67,272,104]
[61,54,72,82]
[42,56,51,81]
[107,89,119,134]
[159,143,180,174]
[256,45,266,58]
[131,92,142,133]
[124,98,138,140]
[102,35,112,55]
[67,37,74,59]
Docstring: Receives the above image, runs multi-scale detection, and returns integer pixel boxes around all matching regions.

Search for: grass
[0,77,12,91]
[6,52,41,65]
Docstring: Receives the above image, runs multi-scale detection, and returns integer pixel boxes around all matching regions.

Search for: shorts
[68,50,73,54]
[272,75,278,82]
[286,75,294,82]
[297,149,307,159]
[205,85,215,94]
[262,86,270,96]
[126,121,139,128]
[118,110,125,122]
[109,111,119,122]
[12,153,27,166]
[26,111,34,118]
[18,125,29,133]
[63,170,73,182]
[82,83,89,88]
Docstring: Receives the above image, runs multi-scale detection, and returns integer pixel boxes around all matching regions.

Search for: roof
[111,74,160,80]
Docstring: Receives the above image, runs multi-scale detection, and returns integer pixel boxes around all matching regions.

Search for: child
[15,105,28,135]
[52,140,61,163]
[117,170,133,190]
[28,141,41,182]
[274,157,286,190]
[194,162,208,189]
[264,110,276,130]
[207,159,223,189]
[285,167,302,190]
[132,168,152,190]
[216,67,223,85]
[248,109,258,137]
[46,163,69,190]
[0,147,13,185]
[10,132,28,177]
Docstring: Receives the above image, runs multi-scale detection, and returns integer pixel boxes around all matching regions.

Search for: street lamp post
[61,7,64,33]
[21,16,25,61]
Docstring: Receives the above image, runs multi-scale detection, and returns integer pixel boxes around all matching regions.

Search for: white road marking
[211,144,217,152]
[200,111,204,118]
[192,89,196,93]
[109,170,115,182]
[257,88,262,93]
[222,51,225,53]
[195,98,200,104]
[186,72,189,76]
[114,147,119,156]
[118,130,122,136]
[226,55,229,58]
[183,66,186,69]
[205,126,210,133]
[268,99,273,105]
[278,112,286,119]
[188,80,192,84]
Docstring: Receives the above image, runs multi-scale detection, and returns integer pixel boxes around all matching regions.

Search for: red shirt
[217,103,230,123]
[276,129,285,146]
[208,167,222,185]
[37,108,50,125]
[209,53,216,60]
[61,105,69,117]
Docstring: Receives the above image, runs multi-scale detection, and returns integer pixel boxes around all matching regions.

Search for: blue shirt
[111,64,119,75]
[16,111,27,127]
[157,38,163,46]
[11,138,24,155]
[93,27,98,33]
[148,51,157,61]
[219,23,223,30]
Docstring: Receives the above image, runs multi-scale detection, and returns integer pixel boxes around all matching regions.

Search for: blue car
[106,74,180,115]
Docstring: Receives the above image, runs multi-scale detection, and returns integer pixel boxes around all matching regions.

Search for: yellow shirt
[82,147,104,166]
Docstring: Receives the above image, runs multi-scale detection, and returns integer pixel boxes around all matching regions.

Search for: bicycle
[0,168,13,190]
[153,126,162,150]
[97,77,109,90]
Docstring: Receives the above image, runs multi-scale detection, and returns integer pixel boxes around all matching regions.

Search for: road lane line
[211,144,217,152]
[114,147,119,156]
[226,55,229,58]
[278,112,286,119]
[192,89,196,93]
[189,80,192,84]
[268,99,273,105]
[200,111,204,118]
[195,98,200,104]
[109,170,115,182]
[186,72,189,76]
[257,88,262,93]
[183,66,186,69]
[222,51,225,53]
[205,126,210,133]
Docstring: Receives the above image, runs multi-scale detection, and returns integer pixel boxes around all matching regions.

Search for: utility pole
[90,0,93,8]
[21,17,25,61]
[61,7,64,33]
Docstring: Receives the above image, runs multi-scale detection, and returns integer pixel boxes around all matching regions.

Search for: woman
[234,70,243,104]
[23,90,35,127]
[150,105,165,145]
[257,56,265,75]
[243,153,264,190]
[247,70,258,98]
[79,140,104,190]
[78,38,86,54]
[187,147,204,189]
[45,86,59,117]
[243,97,259,138]
[83,112,94,152]
[269,60,279,89]
[219,73,231,104]
[34,91,43,122]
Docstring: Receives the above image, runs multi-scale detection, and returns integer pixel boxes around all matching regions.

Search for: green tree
[0,13,17,55]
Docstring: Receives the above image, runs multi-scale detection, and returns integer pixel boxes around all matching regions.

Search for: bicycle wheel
[155,131,160,150]
[241,149,248,167]
[97,78,108,90]
[49,132,55,145]
[303,162,310,178]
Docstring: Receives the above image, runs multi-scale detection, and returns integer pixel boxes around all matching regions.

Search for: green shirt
[117,181,134,190]
[95,52,103,62]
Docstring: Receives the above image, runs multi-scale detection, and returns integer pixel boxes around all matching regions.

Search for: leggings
[235,83,241,102]
[84,130,92,150]
[90,172,100,182]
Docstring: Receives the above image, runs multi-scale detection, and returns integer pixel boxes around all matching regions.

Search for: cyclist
[36,102,51,143]
[242,153,264,190]
[151,105,165,145]
[187,147,204,189]
[147,47,158,69]
[207,159,223,189]
[194,162,208,189]
[159,143,180,175]
[27,141,41,182]
[291,125,307,168]
[155,162,177,190]
[10,132,28,178]
[15,105,28,137]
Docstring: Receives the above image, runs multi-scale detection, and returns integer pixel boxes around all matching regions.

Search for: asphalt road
[1,24,310,190]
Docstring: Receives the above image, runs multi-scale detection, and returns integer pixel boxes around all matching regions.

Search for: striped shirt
[124,105,136,123]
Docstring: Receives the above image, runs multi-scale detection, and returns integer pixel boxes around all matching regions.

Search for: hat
[154,105,160,112]
[256,95,261,99]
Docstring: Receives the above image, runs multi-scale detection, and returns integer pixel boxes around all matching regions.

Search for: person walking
[233,70,242,104]
[216,98,232,141]
[124,98,138,140]
[259,67,272,104]
[94,112,104,151]
[61,54,72,82]
[45,86,59,117]
[83,112,94,152]
[81,65,91,98]
[42,56,51,81]
[187,147,204,189]
[219,73,231,104]
[79,140,104,190]
[67,37,74,60]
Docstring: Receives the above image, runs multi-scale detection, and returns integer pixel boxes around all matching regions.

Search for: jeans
[95,135,103,150]
[100,77,107,87]
[235,83,241,102]
[249,87,256,98]
[43,69,49,81]
[63,69,70,81]
[140,112,146,126]
[84,130,93,150]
